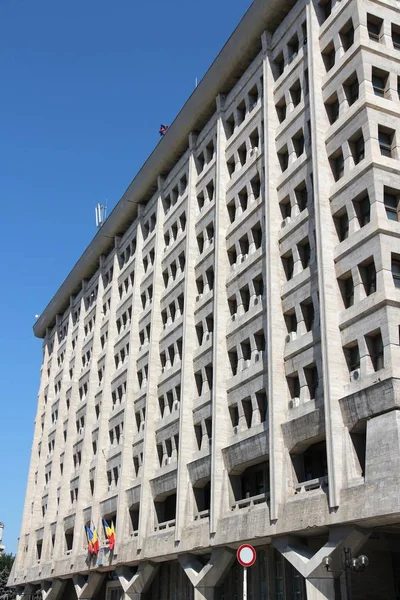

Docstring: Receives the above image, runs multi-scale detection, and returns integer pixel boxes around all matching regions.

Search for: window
[392,254,400,288]
[319,0,332,23]
[284,309,297,334]
[344,343,360,372]
[384,188,400,221]
[304,365,319,399]
[367,14,383,42]
[350,131,365,164]
[65,528,74,552]
[292,441,328,484]
[298,239,311,268]
[278,145,289,172]
[359,259,376,296]
[325,93,339,124]
[340,20,354,51]
[295,182,308,211]
[282,251,294,280]
[392,23,400,49]
[280,195,291,220]
[372,67,389,97]
[379,127,395,158]
[353,193,370,227]
[292,130,305,157]
[276,97,287,123]
[274,52,284,78]
[365,331,384,371]
[155,493,176,527]
[343,73,359,106]
[330,149,344,181]
[301,299,315,331]
[193,481,211,515]
[287,374,300,400]
[288,34,299,62]
[290,80,302,106]
[339,273,354,308]
[322,42,335,71]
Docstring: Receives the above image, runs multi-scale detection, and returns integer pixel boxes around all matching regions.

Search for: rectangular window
[384,188,399,221]
[392,254,400,288]
[392,23,400,49]
[372,68,389,97]
[367,14,383,42]
[366,331,384,371]
[379,127,395,157]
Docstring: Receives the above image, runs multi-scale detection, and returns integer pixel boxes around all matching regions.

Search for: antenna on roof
[95,203,107,228]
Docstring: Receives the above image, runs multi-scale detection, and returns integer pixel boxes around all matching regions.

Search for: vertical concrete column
[307,0,350,508]
[86,241,124,543]
[305,578,336,600]
[137,179,167,548]
[114,234,145,553]
[251,392,261,426]
[210,94,234,532]
[292,245,303,276]
[262,31,289,519]
[175,132,201,541]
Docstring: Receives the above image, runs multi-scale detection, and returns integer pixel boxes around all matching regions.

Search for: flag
[103,518,115,550]
[85,525,95,555]
[159,124,169,136]
[92,525,99,555]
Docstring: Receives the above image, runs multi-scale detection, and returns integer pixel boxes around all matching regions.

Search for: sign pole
[243,566,247,600]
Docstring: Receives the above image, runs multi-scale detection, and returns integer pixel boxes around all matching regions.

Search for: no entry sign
[237,544,257,567]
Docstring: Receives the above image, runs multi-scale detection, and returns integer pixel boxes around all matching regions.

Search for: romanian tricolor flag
[85,525,95,555]
[85,524,99,555]
[92,525,99,554]
[103,518,115,550]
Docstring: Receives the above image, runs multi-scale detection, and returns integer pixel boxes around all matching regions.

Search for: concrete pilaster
[262,31,288,519]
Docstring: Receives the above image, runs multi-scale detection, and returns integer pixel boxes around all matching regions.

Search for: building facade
[10,0,400,597]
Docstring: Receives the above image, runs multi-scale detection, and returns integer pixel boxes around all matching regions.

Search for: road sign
[237,544,257,567]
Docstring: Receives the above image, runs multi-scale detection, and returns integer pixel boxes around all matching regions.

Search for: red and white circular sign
[237,544,257,567]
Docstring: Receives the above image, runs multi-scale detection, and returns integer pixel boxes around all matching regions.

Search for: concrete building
[9,0,400,597]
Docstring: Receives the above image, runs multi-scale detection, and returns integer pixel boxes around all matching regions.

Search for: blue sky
[0,0,252,554]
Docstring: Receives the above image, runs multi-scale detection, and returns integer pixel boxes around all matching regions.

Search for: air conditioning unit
[140,421,146,432]
[79,427,84,435]
[289,397,300,409]
[231,313,237,321]
[350,368,361,382]
[250,147,259,157]
[286,331,297,343]
[233,425,238,435]
[196,294,203,302]
[241,254,248,263]
[281,216,291,228]
[173,400,179,411]
[254,351,262,362]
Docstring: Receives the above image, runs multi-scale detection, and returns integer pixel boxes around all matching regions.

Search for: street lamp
[322,547,369,600]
